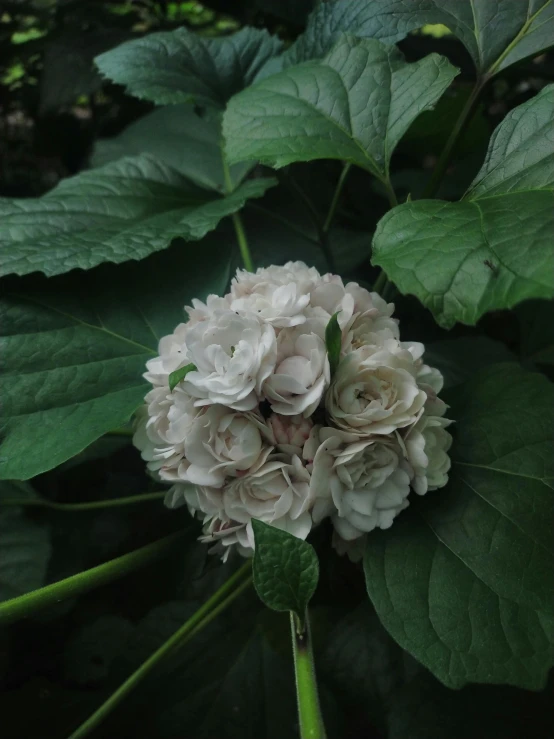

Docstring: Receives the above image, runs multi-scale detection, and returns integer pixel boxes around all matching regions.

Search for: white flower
[404,415,453,495]
[232,261,322,296]
[221,453,313,546]
[179,405,273,488]
[308,278,399,348]
[263,319,330,416]
[132,386,196,480]
[267,413,313,456]
[198,516,251,561]
[230,283,309,328]
[307,427,411,540]
[181,310,277,411]
[143,323,191,386]
[331,531,367,562]
[326,337,427,436]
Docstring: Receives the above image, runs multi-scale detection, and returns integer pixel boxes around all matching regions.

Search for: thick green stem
[383,177,398,209]
[323,162,351,232]
[422,79,484,199]
[291,611,327,739]
[0,532,183,627]
[0,491,166,511]
[222,153,254,272]
[67,566,253,739]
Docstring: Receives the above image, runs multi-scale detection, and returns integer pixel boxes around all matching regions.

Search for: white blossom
[182,310,277,411]
[326,336,427,436]
[267,413,313,457]
[306,427,411,540]
[263,319,330,416]
[404,415,453,495]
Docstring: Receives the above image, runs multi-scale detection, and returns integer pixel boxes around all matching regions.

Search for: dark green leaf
[0,488,51,602]
[364,364,554,689]
[168,363,196,392]
[92,105,252,192]
[224,36,458,182]
[424,337,515,389]
[517,299,554,366]
[467,85,554,197]
[252,519,319,622]
[277,0,554,76]
[373,87,554,328]
[0,154,274,278]
[325,312,342,376]
[95,27,282,108]
[0,233,231,480]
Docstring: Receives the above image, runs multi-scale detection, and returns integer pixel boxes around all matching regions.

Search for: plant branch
[222,153,254,272]
[383,176,399,209]
[0,532,184,627]
[67,564,253,739]
[373,270,389,296]
[0,491,166,511]
[323,162,351,232]
[422,79,484,199]
[291,611,327,739]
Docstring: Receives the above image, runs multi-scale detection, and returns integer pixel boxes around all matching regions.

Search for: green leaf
[168,363,196,392]
[252,519,319,622]
[278,0,554,77]
[95,26,282,108]
[224,36,458,183]
[364,363,554,689]
[424,337,515,389]
[517,299,554,367]
[373,87,554,328]
[467,85,554,197]
[92,105,252,192]
[0,154,274,278]
[0,233,231,480]
[325,312,342,376]
[0,490,51,602]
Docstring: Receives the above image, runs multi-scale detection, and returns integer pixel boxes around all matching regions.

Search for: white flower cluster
[134,262,452,560]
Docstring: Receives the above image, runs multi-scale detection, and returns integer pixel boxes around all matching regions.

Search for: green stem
[0,532,183,627]
[323,162,351,232]
[291,611,327,739]
[0,491,166,511]
[383,177,399,209]
[222,153,254,272]
[373,270,388,296]
[422,79,484,199]
[67,566,253,739]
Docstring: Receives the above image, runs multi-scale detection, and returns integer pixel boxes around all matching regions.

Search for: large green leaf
[373,88,554,328]
[274,0,554,76]
[95,26,282,108]
[0,487,51,602]
[467,84,554,197]
[424,336,515,389]
[0,154,274,278]
[224,36,458,185]
[0,234,232,480]
[92,105,252,192]
[364,363,554,689]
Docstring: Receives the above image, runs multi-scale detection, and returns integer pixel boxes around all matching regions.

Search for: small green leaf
[0,154,275,279]
[168,363,196,392]
[252,520,319,624]
[325,312,342,377]
[364,363,554,690]
[95,26,282,108]
[224,36,458,182]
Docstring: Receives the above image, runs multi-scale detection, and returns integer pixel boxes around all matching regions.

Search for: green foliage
[364,363,554,690]
[0,155,274,278]
[224,36,458,188]
[252,520,319,622]
[2,1,554,736]
[95,26,282,108]
[373,85,554,327]
[0,237,231,479]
